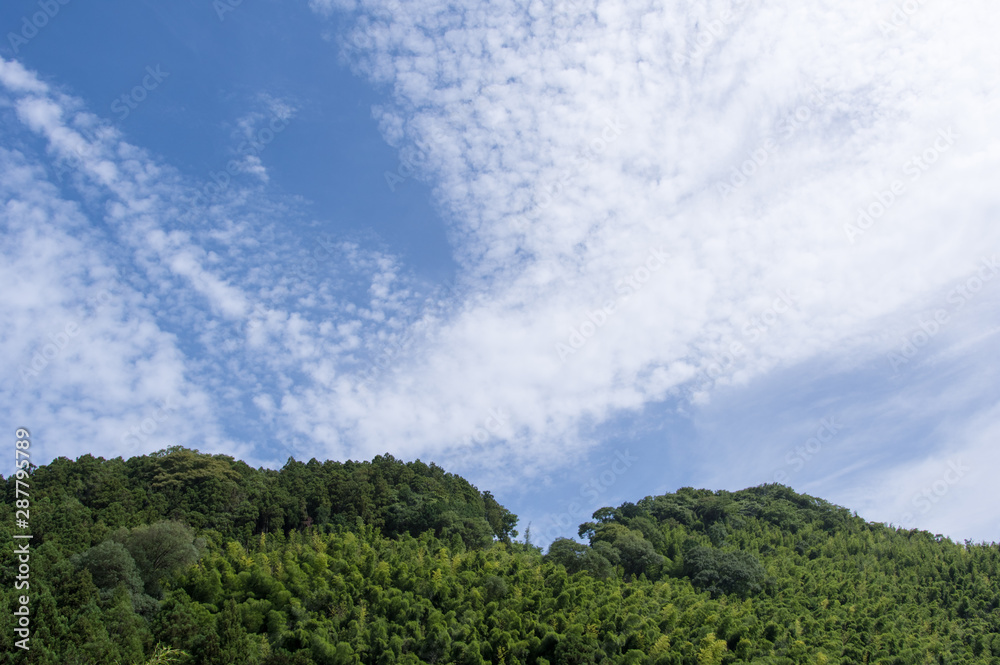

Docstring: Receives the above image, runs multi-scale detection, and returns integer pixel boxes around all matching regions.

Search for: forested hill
[5,446,518,547]
[2,449,1000,665]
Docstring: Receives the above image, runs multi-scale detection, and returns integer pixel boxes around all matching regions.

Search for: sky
[1,0,999,548]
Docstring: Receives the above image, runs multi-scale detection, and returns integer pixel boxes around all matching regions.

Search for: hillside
[2,448,999,664]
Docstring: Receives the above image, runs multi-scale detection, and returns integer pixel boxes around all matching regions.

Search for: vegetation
[2,448,999,664]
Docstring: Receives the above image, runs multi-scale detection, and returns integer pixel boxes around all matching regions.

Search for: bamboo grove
[2,447,999,664]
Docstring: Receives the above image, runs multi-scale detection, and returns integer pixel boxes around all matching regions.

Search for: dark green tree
[119,520,205,595]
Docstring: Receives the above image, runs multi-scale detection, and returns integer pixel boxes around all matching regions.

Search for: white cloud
[217,94,300,185]
[0,58,47,93]
[2,0,1000,541]
[294,0,1000,467]
[0,60,390,468]
[0,147,222,464]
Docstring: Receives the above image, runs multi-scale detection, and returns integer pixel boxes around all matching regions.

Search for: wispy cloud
[2,0,999,543]
[300,0,1000,465]
[0,57,421,468]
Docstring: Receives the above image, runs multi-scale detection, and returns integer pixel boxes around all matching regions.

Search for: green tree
[73,540,143,597]
[683,546,765,598]
[120,521,205,595]
[219,598,255,664]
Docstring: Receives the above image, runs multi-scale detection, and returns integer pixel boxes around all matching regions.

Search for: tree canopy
[2,451,999,664]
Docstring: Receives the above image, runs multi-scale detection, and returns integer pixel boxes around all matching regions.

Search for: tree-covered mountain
[2,448,999,664]
[6,446,517,549]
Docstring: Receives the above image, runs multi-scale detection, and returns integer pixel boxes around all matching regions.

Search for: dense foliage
[2,449,1000,664]
[4,446,516,549]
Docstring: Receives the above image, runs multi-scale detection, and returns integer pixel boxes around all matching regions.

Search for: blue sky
[2,0,999,547]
